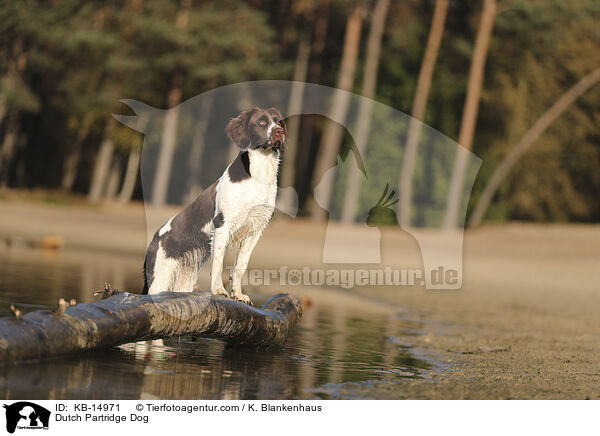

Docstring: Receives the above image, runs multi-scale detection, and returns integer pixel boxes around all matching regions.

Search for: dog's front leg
[210,225,230,297]
[231,232,262,304]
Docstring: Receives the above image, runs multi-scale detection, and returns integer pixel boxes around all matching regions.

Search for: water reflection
[0,246,430,400]
[0,246,142,311]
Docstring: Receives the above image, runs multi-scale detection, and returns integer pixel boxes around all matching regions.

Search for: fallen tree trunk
[0,291,302,363]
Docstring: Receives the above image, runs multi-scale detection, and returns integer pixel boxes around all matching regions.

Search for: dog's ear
[225,109,253,150]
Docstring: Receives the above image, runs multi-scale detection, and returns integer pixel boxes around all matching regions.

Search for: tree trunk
[88,118,116,203]
[0,94,7,131]
[151,0,190,206]
[0,115,20,187]
[0,41,28,188]
[61,113,95,192]
[152,78,182,207]
[398,0,449,227]
[278,37,311,213]
[0,292,303,363]
[0,39,28,133]
[296,0,329,202]
[309,3,365,221]
[307,0,329,87]
[340,0,390,223]
[104,156,123,200]
[60,4,106,193]
[118,145,141,203]
[469,68,600,227]
[109,0,145,203]
[443,0,496,229]
[186,91,215,201]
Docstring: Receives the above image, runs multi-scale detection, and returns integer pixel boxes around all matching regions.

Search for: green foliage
[0,0,598,222]
[472,0,600,222]
[0,0,287,190]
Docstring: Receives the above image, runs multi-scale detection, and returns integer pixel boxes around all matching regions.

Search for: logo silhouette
[366,184,399,228]
[114,80,481,289]
[3,402,50,433]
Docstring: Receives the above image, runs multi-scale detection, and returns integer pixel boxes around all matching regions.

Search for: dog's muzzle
[268,126,286,151]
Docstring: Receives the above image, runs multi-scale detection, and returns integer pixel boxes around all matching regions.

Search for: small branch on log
[93,282,118,299]
[0,291,302,363]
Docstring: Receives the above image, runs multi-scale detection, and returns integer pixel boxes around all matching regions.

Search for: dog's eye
[258,120,267,127]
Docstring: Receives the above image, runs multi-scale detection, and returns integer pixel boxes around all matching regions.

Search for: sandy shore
[1,196,599,399]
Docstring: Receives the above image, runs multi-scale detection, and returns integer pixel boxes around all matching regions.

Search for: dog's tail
[142,232,160,295]
[142,260,150,294]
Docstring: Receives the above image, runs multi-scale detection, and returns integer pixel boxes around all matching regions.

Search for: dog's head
[225,107,286,152]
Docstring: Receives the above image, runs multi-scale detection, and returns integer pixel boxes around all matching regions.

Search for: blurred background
[0,0,598,224]
[1,0,600,400]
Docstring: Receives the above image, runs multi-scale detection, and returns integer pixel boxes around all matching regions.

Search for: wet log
[0,291,302,363]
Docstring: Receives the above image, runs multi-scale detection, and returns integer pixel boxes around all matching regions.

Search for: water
[0,246,431,400]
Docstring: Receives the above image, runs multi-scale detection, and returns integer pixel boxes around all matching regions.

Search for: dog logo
[116,80,481,290]
[2,402,50,433]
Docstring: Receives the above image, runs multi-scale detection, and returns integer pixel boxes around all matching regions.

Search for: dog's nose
[273,127,284,136]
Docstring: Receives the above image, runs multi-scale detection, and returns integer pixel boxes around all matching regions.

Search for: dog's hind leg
[147,268,175,295]
[171,264,197,293]
[147,244,179,294]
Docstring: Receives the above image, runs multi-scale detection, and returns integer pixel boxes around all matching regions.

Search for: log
[0,291,303,363]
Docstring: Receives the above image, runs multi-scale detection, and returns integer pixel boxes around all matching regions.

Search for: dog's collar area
[251,139,284,151]
[251,145,282,154]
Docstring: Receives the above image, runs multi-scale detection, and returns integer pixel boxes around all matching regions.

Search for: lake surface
[0,245,431,400]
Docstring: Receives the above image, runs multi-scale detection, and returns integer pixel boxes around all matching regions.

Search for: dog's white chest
[219,149,279,242]
[248,149,279,185]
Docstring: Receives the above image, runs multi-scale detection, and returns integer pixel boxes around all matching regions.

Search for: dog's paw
[211,287,230,298]
[232,292,253,306]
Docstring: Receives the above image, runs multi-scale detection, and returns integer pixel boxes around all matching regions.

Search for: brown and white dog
[142,107,286,304]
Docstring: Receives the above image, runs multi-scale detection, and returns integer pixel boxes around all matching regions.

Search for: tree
[340,0,390,223]
[295,0,329,204]
[443,0,496,229]
[61,113,95,191]
[59,5,113,192]
[88,118,116,203]
[128,0,283,206]
[83,0,147,203]
[309,2,366,221]
[279,37,311,214]
[469,68,600,226]
[119,144,141,203]
[397,0,449,227]
[104,155,123,199]
[185,90,214,201]
[150,0,191,207]
[0,36,36,186]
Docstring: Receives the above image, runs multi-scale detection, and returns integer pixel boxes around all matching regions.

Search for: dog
[142,107,286,304]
